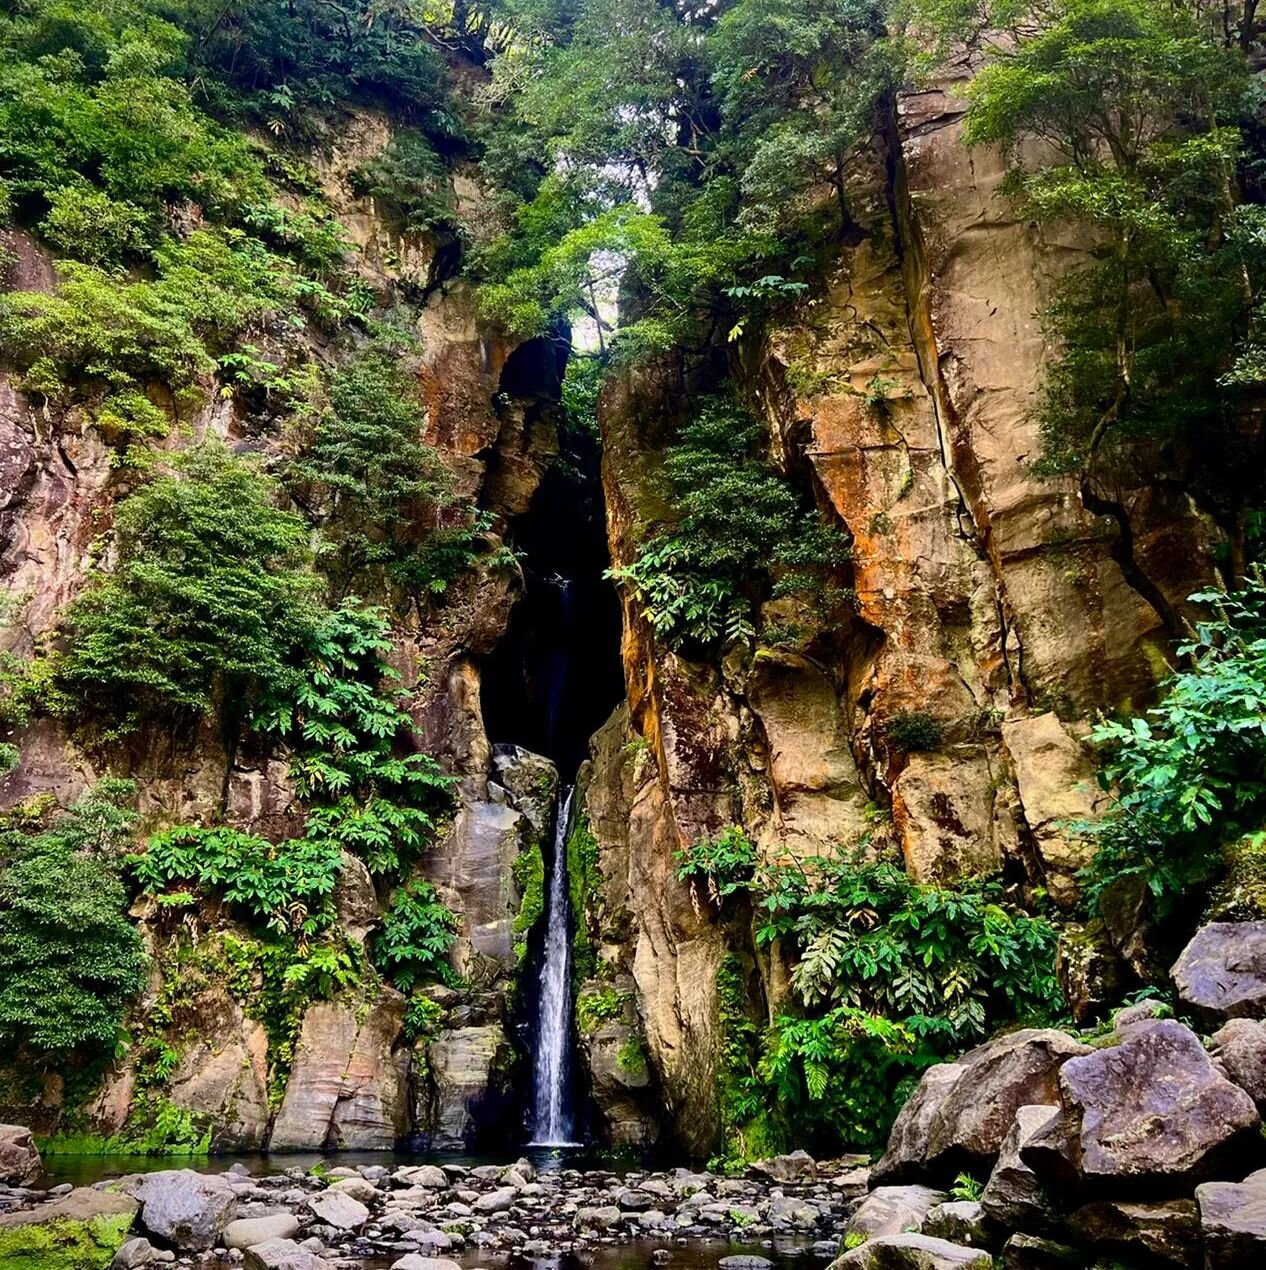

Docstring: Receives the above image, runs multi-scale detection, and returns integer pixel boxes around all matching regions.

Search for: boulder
[132,1169,237,1251]
[0,1124,41,1185]
[333,851,380,944]
[844,1186,946,1241]
[0,1187,137,1266]
[223,1213,302,1249]
[1172,921,1266,1020]
[305,1189,368,1231]
[1066,1199,1199,1266]
[390,1257,463,1270]
[875,1030,1089,1182]
[398,1164,449,1189]
[980,1105,1059,1232]
[1211,1017,1266,1113]
[471,1186,516,1213]
[328,1175,377,1203]
[750,1150,817,1183]
[718,1258,773,1270]
[999,1234,1081,1268]
[1054,923,1127,1024]
[573,1204,622,1230]
[112,1236,171,1268]
[244,1237,334,1270]
[1032,1018,1261,1193]
[1196,1167,1266,1268]
[920,1202,990,1248]
[831,1233,992,1269]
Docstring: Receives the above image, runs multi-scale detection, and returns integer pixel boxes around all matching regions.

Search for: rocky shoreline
[0,1151,861,1270]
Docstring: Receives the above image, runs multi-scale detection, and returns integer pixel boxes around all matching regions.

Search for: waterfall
[530,784,577,1146]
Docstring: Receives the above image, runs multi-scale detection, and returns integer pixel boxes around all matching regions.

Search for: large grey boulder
[1066,1199,1199,1266]
[844,1186,946,1242]
[305,1189,368,1231]
[920,1202,990,1249]
[1211,1017,1266,1113]
[1196,1167,1266,1268]
[112,1236,173,1268]
[1172,921,1266,1020]
[132,1169,237,1252]
[830,1233,992,1268]
[1028,1018,1261,1194]
[0,1124,41,1185]
[980,1105,1059,1231]
[397,1164,448,1189]
[471,1185,516,1213]
[244,1238,334,1270]
[223,1213,302,1249]
[875,1030,1089,1182]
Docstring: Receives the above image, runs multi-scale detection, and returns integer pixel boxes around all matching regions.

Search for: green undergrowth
[567,815,602,981]
[576,986,631,1034]
[511,843,546,963]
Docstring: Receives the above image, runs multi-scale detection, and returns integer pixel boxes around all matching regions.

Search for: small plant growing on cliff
[608,395,850,649]
[886,711,942,753]
[676,826,757,915]
[373,880,460,991]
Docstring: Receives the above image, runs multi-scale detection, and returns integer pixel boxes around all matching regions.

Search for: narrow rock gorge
[1,2,1265,1268]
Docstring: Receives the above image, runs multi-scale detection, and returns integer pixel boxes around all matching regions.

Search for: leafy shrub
[711,850,1060,1155]
[372,880,460,991]
[676,826,757,914]
[51,442,319,736]
[576,986,629,1033]
[259,600,454,876]
[1082,578,1266,918]
[0,784,146,1057]
[135,825,343,939]
[608,395,850,648]
[349,132,455,234]
[887,711,943,752]
[286,348,457,600]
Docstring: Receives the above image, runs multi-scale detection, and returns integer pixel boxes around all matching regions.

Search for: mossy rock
[0,1195,135,1270]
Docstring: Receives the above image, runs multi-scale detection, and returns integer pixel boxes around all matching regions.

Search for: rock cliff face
[577,72,1218,1152]
[0,65,1215,1155]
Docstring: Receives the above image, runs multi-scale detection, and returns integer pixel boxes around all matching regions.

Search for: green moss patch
[0,1211,134,1270]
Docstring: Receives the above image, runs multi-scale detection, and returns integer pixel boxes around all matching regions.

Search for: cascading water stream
[530,784,577,1146]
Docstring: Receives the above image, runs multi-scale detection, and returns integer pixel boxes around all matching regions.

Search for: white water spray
[529,785,577,1147]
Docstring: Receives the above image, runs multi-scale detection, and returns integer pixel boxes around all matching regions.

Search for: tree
[55,441,320,736]
[0,785,146,1057]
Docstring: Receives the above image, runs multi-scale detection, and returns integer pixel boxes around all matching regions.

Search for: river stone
[844,1186,946,1241]
[750,1150,817,1183]
[920,1202,989,1248]
[390,1257,463,1270]
[243,1237,334,1270]
[1211,1017,1266,1112]
[1172,921,1266,1019]
[875,1031,1088,1183]
[1066,1199,1199,1266]
[112,1236,170,1268]
[719,1257,773,1269]
[574,1204,622,1230]
[398,1165,449,1189]
[830,1233,992,1269]
[132,1168,237,1251]
[0,1124,41,1185]
[1196,1167,1266,1268]
[305,1189,369,1230]
[1044,1018,1261,1192]
[980,1105,1059,1232]
[472,1185,516,1213]
[223,1213,301,1249]
[328,1175,377,1203]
